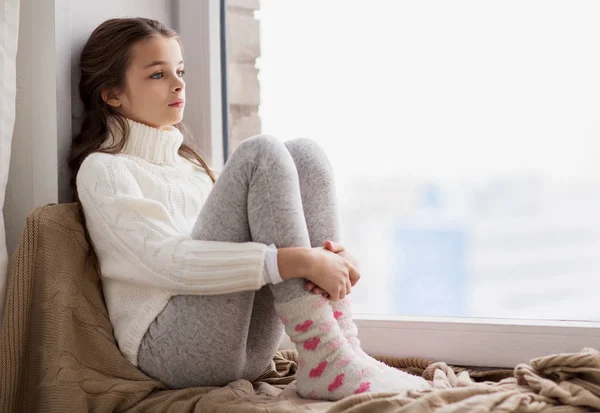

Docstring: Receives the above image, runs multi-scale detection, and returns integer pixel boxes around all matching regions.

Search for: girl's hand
[305,240,361,299]
[324,240,360,275]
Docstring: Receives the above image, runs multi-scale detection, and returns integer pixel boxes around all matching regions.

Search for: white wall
[3,0,175,256]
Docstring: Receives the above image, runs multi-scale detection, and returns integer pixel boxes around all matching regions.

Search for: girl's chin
[164,115,184,127]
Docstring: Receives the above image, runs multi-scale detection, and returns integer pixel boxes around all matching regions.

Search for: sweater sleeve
[264,243,284,285]
[76,156,271,295]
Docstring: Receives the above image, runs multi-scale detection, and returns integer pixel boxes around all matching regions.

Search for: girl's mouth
[169,99,185,108]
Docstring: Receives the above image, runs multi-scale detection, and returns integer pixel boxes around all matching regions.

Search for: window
[183,0,600,367]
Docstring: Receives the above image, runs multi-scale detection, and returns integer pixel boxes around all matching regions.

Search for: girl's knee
[238,134,282,153]
[236,134,297,170]
[284,138,334,174]
[284,137,318,154]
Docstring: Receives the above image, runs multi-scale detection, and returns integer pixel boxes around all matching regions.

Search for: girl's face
[105,35,185,130]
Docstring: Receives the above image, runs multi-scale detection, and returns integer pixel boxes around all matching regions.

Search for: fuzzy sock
[275,294,431,401]
[329,297,430,386]
[330,297,384,361]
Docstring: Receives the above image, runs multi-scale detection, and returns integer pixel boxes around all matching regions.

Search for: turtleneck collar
[101,117,184,166]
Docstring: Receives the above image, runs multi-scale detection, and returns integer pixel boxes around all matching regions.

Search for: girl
[70,17,430,401]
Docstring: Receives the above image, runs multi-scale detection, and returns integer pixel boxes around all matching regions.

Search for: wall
[226,0,261,155]
[3,0,174,257]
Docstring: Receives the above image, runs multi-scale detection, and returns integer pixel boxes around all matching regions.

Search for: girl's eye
[150,70,184,79]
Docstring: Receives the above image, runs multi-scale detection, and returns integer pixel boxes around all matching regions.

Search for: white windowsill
[279,315,600,368]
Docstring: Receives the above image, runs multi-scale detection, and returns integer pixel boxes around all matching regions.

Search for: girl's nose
[173,78,185,92]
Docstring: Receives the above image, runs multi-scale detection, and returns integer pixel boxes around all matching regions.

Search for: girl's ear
[101,88,122,108]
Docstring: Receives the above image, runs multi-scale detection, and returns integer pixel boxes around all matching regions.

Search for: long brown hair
[69,17,217,202]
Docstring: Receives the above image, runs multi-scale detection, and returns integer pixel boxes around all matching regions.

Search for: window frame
[177,0,226,172]
[181,0,600,369]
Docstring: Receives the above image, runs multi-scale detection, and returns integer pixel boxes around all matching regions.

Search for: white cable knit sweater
[76,118,281,366]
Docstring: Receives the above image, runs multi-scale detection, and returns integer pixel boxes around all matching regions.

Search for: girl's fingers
[306,282,315,290]
[333,241,345,251]
[324,239,345,253]
[307,282,326,296]
[348,264,361,287]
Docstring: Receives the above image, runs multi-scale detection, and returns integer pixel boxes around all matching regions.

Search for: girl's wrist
[277,247,313,281]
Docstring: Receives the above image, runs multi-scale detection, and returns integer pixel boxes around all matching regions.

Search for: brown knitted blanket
[1,202,599,412]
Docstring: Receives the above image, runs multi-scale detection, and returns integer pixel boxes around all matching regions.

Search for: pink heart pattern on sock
[319,319,336,332]
[328,374,345,392]
[354,381,371,394]
[358,368,370,378]
[309,361,328,378]
[333,310,343,320]
[335,355,353,368]
[303,337,321,351]
[326,336,344,352]
[295,319,313,332]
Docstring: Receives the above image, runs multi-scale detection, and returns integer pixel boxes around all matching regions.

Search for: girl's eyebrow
[144,60,184,69]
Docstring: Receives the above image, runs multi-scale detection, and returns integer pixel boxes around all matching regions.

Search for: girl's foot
[275,294,431,401]
[328,296,429,387]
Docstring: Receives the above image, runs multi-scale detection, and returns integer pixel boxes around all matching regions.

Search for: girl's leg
[282,138,342,249]
[248,138,431,400]
[276,139,388,362]
[244,137,341,378]
[138,135,313,389]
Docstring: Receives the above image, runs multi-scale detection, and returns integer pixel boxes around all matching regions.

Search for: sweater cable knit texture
[77,118,280,365]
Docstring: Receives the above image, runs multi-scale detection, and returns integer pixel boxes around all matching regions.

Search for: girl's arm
[77,155,281,295]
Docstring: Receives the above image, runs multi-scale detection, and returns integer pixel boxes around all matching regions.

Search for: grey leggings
[137,135,342,389]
